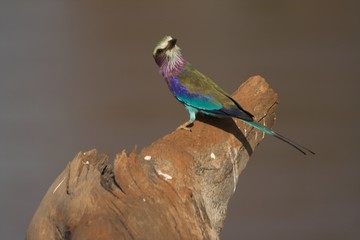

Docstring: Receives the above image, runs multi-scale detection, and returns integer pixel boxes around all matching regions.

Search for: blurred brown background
[1,0,359,239]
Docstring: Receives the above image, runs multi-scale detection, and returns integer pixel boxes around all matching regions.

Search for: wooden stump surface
[27,76,278,240]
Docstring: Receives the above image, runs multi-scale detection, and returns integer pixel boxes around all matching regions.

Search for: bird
[152,35,314,155]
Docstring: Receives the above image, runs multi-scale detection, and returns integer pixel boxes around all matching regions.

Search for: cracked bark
[26,76,278,240]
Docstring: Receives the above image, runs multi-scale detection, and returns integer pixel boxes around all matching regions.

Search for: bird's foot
[177,121,194,131]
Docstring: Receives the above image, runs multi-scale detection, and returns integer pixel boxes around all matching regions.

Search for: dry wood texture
[27,76,278,240]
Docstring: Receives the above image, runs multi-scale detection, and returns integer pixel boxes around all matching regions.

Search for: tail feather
[242,120,315,155]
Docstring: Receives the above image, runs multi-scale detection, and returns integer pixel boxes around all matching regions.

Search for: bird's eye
[156,48,164,54]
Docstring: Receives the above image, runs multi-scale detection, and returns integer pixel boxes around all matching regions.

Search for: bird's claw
[177,121,194,131]
[177,125,192,131]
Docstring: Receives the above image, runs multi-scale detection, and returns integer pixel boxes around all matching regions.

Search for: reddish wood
[27,76,278,240]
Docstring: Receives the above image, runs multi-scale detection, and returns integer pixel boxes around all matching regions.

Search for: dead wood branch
[27,76,278,240]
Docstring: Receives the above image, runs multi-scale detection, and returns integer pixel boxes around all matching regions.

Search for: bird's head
[153,36,182,67]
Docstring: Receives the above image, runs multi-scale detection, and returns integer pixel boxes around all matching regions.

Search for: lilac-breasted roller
[153,36,314,155]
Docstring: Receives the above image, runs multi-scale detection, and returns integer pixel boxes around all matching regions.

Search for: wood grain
[27,76,278,240]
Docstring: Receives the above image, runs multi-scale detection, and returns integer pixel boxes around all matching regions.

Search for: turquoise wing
[174,63,253,120]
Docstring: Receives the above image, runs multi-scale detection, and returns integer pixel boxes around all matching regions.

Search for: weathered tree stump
[27,76,278,240]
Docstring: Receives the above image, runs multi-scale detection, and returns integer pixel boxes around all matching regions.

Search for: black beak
[168,38,177,49]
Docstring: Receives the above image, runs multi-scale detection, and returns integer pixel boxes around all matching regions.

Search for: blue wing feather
[167,66,254,121]
[169,76,223,111]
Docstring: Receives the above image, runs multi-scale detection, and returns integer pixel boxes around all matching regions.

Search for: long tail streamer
[243,120,315,155]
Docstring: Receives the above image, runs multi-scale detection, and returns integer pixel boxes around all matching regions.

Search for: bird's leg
[177,107,197,131]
